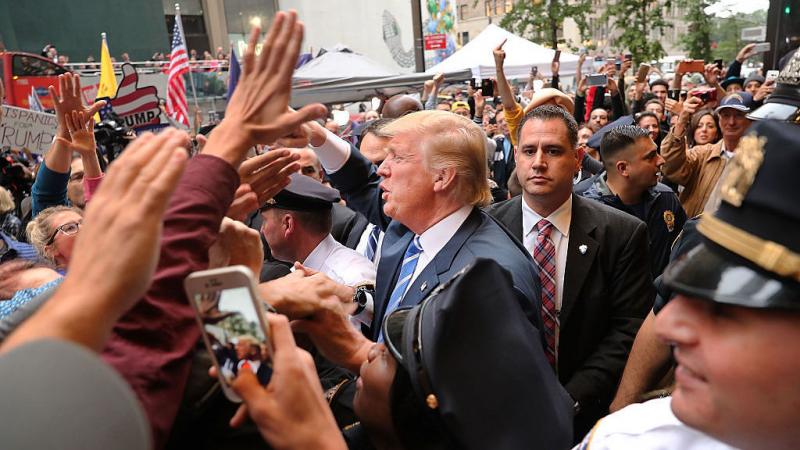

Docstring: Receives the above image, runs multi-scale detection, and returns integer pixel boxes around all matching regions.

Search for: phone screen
[191,285,273,395]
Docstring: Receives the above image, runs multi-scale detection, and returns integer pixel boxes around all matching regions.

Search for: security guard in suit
[578,119,800,449]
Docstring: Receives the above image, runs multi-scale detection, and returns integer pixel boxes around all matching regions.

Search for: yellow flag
[95,33,117,121]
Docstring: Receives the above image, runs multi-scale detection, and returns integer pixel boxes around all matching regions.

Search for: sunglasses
[45,220,82,246]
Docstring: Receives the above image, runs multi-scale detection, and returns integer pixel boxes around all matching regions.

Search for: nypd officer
[577,119,800,449]
[260,173,376,324]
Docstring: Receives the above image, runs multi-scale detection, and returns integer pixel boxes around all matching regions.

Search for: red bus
[0,51,69,110]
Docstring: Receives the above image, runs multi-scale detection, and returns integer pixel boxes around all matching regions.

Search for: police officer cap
[747,49,800,123]
[264,173,340,211]
[382,258,573,450]
[664,120,800,309]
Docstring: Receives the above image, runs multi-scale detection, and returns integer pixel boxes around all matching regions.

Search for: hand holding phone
[766,70,779,82]
[677,60,705,74]
[636,63,651,84]
[587,74,608,87]
[752,42,771,53]
[185,266,273,402]
[553,50,561,63]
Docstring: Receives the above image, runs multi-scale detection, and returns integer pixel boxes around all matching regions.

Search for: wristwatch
[352,283,375,316]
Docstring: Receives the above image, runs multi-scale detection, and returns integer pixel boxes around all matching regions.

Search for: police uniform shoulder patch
[720,134,766,207]
[663,210,675,232]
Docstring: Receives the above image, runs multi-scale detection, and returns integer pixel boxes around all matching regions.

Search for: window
[495,0,504,15]
[485,0,493,17]
[12,55,67,77]
[459,4,467,20]
[460,31,470,45]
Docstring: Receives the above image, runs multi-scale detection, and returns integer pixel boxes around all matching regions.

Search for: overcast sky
[707,0,770,17]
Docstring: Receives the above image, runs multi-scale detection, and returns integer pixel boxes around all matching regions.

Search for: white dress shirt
[300,234,377,325]
[407,205,473,289]
[310,129,351,174]
[521,195,573,310]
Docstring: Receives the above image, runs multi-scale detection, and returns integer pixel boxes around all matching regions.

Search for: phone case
[184,266,272,403]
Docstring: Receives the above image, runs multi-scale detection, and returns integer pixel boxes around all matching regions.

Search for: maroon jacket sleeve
[101,154,239,450]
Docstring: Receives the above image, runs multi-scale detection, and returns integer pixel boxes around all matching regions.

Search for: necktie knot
[534,219,553,238]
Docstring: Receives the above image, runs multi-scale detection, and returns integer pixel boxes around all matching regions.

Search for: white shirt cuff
[310,129,351,174]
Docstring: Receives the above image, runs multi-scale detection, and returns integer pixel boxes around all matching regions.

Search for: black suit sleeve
[564,220,654,409]
[325,146,391,231]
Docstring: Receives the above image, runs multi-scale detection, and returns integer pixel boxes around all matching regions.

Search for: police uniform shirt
[574,397,738,450]
[301,234,376,325]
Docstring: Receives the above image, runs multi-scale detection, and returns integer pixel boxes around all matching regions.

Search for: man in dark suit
[305,110,541,341]
[486,105,654,439]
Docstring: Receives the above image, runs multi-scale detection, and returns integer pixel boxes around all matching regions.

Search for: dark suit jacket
[327,146,542,340]
[486,194,654,435]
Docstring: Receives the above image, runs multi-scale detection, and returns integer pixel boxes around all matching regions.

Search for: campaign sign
[101,63,165,131]
[0,105,58,154]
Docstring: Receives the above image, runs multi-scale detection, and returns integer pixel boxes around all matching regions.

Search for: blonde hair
[26,206,83,259]
[379,110,492,207]
[0,187,14,214]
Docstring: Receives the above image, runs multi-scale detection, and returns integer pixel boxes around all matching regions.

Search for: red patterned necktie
[533,219,558,369]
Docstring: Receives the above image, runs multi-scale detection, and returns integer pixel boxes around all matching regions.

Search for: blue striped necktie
[377,237,423,342]
[364,225,381,262]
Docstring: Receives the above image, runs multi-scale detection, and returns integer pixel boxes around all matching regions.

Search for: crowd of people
[1,10,799,450]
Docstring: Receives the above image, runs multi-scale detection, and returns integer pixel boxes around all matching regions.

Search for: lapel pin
[420,282,428,291]
[578,244,588,254]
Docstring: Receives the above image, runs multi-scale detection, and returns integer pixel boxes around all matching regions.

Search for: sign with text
[424,33,447,50]
[0,105,58,154]
[97,64,165,131]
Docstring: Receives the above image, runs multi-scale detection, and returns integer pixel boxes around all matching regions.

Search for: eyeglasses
[45,220,82,246]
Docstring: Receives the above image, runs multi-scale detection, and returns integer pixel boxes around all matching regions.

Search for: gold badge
[719,135,766,207]
[663,210,675,232]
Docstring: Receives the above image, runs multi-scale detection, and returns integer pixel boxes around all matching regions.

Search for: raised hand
[754,79,775,102]
[473,88,485,113]
[232,314,346,450]
[48,73,106,140]
[208,11,327,167]
[493,38,507,68]
[4,129,189,352]
[208,217,264,276]
[64,111,96,155]
[238,150,302,207]
[736,43,756,63]
[704,63,720,85]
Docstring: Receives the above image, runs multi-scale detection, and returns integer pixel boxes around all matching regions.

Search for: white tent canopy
[426,24,579,80]
[294,45,398,81]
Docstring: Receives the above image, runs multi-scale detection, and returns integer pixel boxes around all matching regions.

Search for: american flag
[166,11,190,127]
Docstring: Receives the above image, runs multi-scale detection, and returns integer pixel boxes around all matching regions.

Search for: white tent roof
[426,24,579,80]
[294,45,398,81]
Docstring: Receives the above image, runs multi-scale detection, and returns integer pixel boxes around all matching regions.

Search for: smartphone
[184,265,273,403]
[766,70,779,82]
[677,59,705,73]
[714,59,723,70]
[615,60,622,71]
[587,74,608,87]
[480,78,495,97]
[531,66,538,76]
[593,56,605,71]
[689,86,717,104]
[469,78,477,89]
[752,42,771,53]
[636,63,651,83]
[668,89,681,101]
[624,53,633,61]
[553,50,561,62]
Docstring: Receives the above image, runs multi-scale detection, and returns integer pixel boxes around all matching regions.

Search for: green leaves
[499,0,592,49]
[603,0,673,64]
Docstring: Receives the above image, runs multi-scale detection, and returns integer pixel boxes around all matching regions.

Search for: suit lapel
[560,196,598,324]
[373,225,413,335]
[399,208,482,308]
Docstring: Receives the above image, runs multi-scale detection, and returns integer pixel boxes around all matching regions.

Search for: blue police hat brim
[664,242,800,309]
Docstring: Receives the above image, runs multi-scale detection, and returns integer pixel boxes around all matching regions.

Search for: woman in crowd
[686,108,721,147]
[0,187,22,240]
[26,206,83,272]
